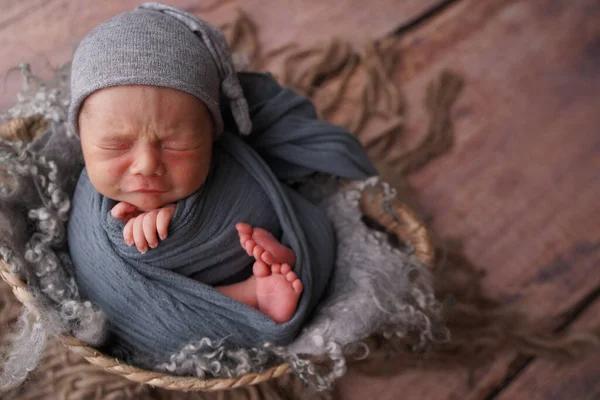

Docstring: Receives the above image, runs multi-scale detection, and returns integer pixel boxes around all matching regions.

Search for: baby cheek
[98,157,130,188]
[104,163,121,177]
[165,153,209,188]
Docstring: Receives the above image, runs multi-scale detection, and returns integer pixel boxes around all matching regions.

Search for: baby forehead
[79,86,215,137]
[82,85,209,116]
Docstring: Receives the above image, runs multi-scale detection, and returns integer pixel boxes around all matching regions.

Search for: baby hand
[111,202,176,253]
[110,201,142,222]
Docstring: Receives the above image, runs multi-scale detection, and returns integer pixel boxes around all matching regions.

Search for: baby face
[79,85,214,211]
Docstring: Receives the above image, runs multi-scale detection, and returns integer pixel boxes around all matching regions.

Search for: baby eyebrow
[98,133,136,142]
[98,129,192,143]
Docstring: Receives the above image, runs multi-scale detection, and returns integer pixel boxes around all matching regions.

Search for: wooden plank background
[496,299,600,400]
[0,0,443,110]
[337,0,600,398]
[1,0,599,399]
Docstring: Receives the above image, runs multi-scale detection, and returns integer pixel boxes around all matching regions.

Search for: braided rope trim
[61,333,291,391]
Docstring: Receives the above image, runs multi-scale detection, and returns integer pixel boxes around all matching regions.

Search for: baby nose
[129,143,165,177]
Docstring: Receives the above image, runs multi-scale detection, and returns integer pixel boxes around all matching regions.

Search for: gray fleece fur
[0,64,444,392]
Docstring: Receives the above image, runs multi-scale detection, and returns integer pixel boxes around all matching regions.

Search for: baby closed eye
[96,140,134,151]
[161,141,203,151]
[96,141,197,152]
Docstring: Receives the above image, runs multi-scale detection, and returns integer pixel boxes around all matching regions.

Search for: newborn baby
[67,2,376,362]
[79,84,301,324]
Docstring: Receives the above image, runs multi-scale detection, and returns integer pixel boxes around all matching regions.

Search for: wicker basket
[0,117,434,391]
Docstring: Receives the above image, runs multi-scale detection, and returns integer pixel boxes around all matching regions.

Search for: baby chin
[122,191,174,211]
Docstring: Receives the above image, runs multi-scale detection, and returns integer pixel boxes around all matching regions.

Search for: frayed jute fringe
[223,9,465,183]
[1,6,599,400]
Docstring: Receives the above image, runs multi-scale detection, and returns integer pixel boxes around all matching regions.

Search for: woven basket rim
[0,178,434,392]
[0,259,292,391]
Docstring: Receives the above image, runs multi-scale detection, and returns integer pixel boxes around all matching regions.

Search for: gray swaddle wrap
[68,72,377,364]
[66,2,376,364]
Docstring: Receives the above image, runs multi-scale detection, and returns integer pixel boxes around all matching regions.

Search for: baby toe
[271,263,282,275]
[261,251,275,265]
[236,224,253,245]
[280,263,292,274]
[244,239,256,254]
[292,280,303,294]
[253,260,270,277]
[236,222,253,234]
[253,245,265,260]
[285,271,297,282]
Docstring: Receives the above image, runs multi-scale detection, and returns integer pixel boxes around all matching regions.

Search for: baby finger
[123,218,135,246]
[142,211,159,249]
[111,201,138,221]
[133,214,149,253]
[156,204,175,240]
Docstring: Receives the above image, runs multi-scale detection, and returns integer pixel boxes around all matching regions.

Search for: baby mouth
[133,189,167,194]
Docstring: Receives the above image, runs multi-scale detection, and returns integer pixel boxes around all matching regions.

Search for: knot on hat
[222,75,251,135]
[222,76,244,99]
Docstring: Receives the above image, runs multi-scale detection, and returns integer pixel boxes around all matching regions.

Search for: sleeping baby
[67,2,376,364]
[78,75,301,324]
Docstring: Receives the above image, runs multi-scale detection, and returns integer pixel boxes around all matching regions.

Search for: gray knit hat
[68,2,251,137]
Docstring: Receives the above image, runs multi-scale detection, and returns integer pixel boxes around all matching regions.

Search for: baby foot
[254,261,303,323]
[237,223,301,322]
[236,223,296,266]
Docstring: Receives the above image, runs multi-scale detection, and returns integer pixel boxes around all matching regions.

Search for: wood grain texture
[0,0,443,111]
[336,0,600,398]
[402,0,600,317]
[495,300,600,400]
